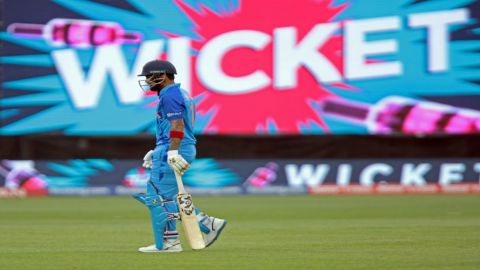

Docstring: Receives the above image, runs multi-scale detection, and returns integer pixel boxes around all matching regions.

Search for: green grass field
[0,195,479,270]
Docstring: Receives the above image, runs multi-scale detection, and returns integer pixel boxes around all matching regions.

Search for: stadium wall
[1,135,479,197]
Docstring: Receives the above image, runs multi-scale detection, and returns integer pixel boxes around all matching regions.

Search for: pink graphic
[176,0,350,134]
[0,161,48,191]
[7,18,142,48]
[322,96,480,134]
[244,162,278,188]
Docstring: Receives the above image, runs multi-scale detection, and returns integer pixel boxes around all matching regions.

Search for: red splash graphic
[178,0,349,134]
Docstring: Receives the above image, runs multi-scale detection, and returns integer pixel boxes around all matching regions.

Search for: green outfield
[0,195,479,270]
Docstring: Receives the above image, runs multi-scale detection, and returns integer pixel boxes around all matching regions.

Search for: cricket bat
[174,171,206,250]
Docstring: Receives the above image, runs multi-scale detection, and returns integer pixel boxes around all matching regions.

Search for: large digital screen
[1,0,479,135]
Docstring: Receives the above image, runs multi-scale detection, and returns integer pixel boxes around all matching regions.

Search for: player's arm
[167,119,189,174]
[164,91,190,175]
[168,119,184,151]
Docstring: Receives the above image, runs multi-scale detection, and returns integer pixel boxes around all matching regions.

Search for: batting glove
[167,150,190,175]
[142,150,154,169]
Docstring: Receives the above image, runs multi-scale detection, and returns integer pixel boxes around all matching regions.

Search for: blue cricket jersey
[156,83,196,146]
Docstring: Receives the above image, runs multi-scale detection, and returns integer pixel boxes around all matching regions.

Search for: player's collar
[159,83,181,96]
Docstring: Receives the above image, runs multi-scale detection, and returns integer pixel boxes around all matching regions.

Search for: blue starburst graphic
[1,0,236,135]
[44,159,113,188]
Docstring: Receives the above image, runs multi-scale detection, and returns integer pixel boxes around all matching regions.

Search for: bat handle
[174,171,187,194]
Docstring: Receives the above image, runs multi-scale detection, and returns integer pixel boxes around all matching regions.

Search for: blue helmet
[138,60,177,76]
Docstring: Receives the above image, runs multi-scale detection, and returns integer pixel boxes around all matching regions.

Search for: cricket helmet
[138,60,177,92]
[138,60,177,76]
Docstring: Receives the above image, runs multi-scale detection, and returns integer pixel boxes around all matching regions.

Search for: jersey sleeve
[162,88,185,121]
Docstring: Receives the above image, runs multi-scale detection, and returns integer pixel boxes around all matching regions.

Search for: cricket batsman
[133,60,227,252]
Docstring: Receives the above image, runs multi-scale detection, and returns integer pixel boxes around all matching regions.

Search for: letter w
[52,40,164,109]
[285,164,329,187]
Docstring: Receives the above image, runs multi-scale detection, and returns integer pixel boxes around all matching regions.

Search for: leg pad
[133,193,168,250]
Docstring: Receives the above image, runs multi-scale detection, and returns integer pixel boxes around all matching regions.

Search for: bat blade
[177,192,206,250]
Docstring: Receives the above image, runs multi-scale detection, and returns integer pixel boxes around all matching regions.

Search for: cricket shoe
[138,239,183,253]
[202,217,227,247]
